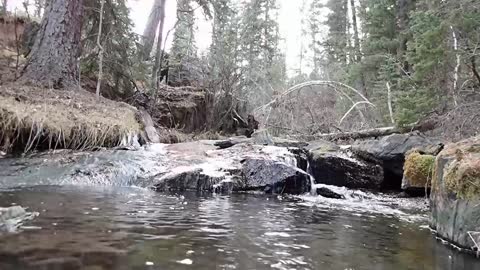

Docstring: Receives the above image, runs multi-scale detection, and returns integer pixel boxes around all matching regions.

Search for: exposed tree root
[0,84,141,154]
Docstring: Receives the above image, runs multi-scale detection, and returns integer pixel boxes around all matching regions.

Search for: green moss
[404,152,435,187]
[444,159,480,200]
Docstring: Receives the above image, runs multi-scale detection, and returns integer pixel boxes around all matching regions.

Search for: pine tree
[169,0,198,86]
[19,0,85,89]
[80,0,144,98]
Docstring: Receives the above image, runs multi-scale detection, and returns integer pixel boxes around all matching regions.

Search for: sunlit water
[0,186,478,270]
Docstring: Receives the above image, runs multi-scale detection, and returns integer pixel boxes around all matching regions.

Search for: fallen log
[311,120,437,142]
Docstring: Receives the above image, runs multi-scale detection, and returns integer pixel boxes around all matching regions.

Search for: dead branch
[310,122,436,141]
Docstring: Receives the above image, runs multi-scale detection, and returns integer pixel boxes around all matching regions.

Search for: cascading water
[305,159,317,196]
[301,157,427,222]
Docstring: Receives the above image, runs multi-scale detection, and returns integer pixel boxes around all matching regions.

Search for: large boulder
[241,157,311,194]
[401,151,435,195]
[152,142,313,195]
[308,141,384,190]
[352,133,443,190]
[430,136,480,251]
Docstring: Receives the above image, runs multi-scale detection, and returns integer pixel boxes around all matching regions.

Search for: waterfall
[306,159,317,196]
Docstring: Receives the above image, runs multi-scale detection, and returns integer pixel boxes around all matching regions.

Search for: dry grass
[0,84,141,153]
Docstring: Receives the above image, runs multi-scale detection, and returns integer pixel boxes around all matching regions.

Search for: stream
[0,185,479,270]
[0,141,479,269]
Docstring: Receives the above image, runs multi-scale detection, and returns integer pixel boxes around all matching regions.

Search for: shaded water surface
[0,186,478,270]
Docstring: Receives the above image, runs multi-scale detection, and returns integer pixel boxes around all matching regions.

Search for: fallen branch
[308,122,437,141]
[339,101,374,124]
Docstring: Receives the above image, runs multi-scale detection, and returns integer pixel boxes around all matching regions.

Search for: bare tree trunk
[349,0,367,97]
[142,0,167,60]
[451,26,460,106]
[396,0,412,74]
[2,0,7,15]
[151,0,167,89]
[95,0,105,98]
[386,82,395,124]
[18,0,84,89]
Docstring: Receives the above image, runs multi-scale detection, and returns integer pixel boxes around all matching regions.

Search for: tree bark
[349,0,367,97]
[314,121,437,141]
[151,0,167,89]
[18,0,84,89]
[2,0,7,15]
[396,0,412,74]
[142,0,167,60]
[95,0,105,98]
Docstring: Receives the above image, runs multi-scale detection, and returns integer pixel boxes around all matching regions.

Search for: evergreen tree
[19,0,85,88]
[81,0,144,98]
[169,0,198,86]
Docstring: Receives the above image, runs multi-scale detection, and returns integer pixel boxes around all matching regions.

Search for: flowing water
[0,185,479,270]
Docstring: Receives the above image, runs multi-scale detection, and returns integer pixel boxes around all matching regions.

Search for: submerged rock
[0,206,36,233]
[402,151,435,196]
[430,136,480,251]
[352,133,443,190]
[316,187,345,199]
[308,140,383,190]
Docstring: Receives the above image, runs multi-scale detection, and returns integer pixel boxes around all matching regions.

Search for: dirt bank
[0,84,141,153]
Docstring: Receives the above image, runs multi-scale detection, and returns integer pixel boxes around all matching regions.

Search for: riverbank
[0,84,141,153]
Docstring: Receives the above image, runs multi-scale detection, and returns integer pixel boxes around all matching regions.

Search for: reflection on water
[0,186,478,270]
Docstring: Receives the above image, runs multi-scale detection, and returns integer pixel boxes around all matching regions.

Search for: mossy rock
[433,136,480,200]
[403,151,435,189]
[444,157,480,200]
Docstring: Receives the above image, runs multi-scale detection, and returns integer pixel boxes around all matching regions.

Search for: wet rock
[308,140,383,190]
[241,158,311,194]
[352,133,443,189]
[288,148,308,172]
[316,187,345,199]
[153,168,233,192]
[0,206,36,233]
[0,138,337,196]
[153,142,311,194]
[401,151,435,196]
[430,136,480,251]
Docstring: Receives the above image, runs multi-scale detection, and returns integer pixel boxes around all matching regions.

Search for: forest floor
[0,84,140,153]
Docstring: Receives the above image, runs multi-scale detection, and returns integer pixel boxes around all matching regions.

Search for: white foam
[264,232,291,237]
[177,259,193,265]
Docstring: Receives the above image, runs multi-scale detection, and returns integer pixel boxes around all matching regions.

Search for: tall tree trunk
[95,0,105,98]
[396,0,412,74]
[142,0,167,60]
[341,0,348,64]
[350,0,367,97]
[2,0,7,15]
[151,0,167,89]
[18,0,84,89]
